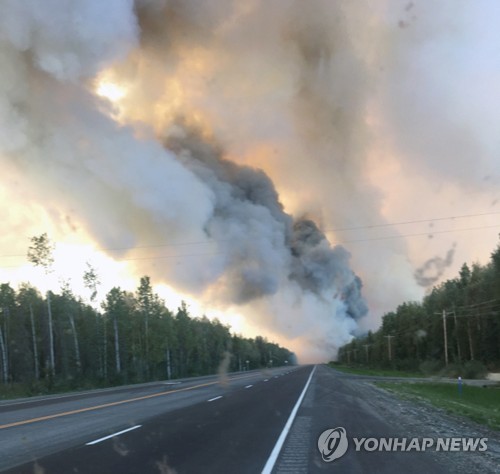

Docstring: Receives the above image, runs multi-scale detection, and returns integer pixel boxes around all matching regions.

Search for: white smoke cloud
[0,0,138,81]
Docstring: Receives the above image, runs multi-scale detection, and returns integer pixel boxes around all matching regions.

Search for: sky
[1,0,500,362]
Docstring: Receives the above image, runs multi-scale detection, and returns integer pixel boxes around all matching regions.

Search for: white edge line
[261,365,316,474]
[264,379,269,382]
[208,395,223,402]
[245,385,253,389]
[85,425,142,445]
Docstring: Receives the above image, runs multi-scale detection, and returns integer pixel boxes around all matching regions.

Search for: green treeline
[338,239,500,377]
[0,276,294,397]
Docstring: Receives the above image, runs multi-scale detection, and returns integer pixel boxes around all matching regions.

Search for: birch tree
[17,284,41,380]
[103,287,126,375]
[83,263,104,378]
[136,276,154,378]
[0,284,15,384]
[60,281,81,374]
[0,311,7,384]
[27,233,56,377]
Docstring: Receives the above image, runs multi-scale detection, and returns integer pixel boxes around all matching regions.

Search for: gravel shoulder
[331,368,500,473]
[275,365,500,474]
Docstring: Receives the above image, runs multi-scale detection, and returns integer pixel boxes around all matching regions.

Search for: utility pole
[384,335,394,361]
[467,315,474,360]
[442,310,449,366]
[363,344,370,363]
[166,347,172,380]
[435,310,449,366]
[452,309,462,362]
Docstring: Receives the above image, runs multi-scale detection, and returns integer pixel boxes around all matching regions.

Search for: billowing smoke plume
[0,0,370,361]
[2,1,499,361]
[165,125,365,310]
[162,123,367,359]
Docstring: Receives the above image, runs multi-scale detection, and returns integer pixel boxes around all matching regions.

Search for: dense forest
[338,239,500,377]
[0,235,294,397]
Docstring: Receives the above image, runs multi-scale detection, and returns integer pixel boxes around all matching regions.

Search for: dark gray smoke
[164,123,368,324]
[414,244,456,287]
[290,220,368,319]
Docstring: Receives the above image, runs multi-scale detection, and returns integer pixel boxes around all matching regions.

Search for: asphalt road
[2,365,495,473]
[0,367,308,473]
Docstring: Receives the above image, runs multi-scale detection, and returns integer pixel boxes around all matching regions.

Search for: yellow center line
[0,381,217,430]
[226,372,265,381]
[0,372,267,431]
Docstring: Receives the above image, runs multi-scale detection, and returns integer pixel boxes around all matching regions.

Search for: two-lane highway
[5,365,494,473]
[0,366,311,473]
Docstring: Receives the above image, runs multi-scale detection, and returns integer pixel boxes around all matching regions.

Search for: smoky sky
[0,0,374,361]
[1,0,500,361]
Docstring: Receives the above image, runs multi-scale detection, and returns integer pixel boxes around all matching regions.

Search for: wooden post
[443,310,449,366]
[385,335,394,361]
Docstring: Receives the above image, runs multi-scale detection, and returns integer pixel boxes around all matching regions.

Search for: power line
[326,210,500,233]
[1,219,500,270]
[1,210,500,262]
[0,238,224,259]
[1,219,499,272]
[120,251,225,262]
[0,251,226,269]
[336,223,500,244]
[454,299,500,310]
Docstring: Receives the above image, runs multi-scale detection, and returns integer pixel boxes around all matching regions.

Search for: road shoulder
[273,364,500,473]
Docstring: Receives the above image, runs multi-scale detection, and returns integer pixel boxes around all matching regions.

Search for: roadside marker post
[458,376,463,397]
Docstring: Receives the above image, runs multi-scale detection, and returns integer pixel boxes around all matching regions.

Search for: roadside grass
[377,381,500,431]
[0,383,31,400]
[0,380,107,401]
[328,363,423,378]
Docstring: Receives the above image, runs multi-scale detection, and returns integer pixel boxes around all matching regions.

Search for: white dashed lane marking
[86,425,142,446]
[207,396,223,402]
